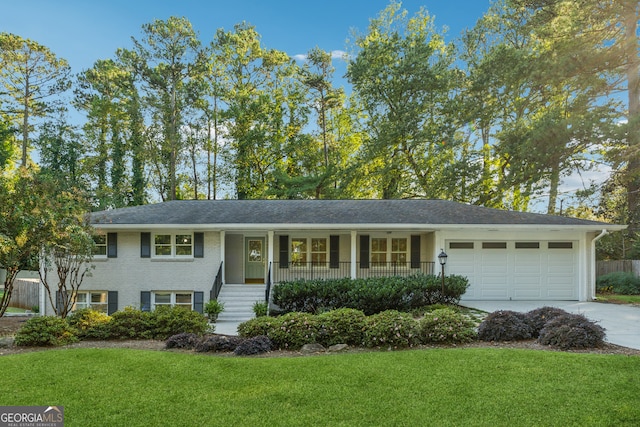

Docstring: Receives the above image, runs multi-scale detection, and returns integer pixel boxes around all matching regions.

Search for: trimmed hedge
[477,310,533,342]
[525,307,570,338]
[538,314,606,349]
[14,316,78,346]
[419,308,477,344]
[596,271,640,295]
[362,310,420,349]
[272,274,470,315]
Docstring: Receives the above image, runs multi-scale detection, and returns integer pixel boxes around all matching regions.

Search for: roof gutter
[591,229,609,300]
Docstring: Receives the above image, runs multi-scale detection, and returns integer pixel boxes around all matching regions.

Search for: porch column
[268,230,274,283]
[350,230,357,279]
[220,230,226,284]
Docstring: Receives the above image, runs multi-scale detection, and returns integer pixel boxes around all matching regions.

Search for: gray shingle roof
[90,199,622,228]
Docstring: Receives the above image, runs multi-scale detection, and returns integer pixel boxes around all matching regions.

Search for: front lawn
[3,348,639,426]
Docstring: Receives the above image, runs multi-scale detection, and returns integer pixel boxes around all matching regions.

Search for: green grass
[596,294,640,305]
[3,348,640,426]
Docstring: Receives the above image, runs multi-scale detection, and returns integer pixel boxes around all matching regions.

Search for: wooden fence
[9,279,40,310]
[596,260,640,277]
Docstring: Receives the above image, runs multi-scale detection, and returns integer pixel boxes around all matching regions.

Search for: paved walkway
[462,301,640,350]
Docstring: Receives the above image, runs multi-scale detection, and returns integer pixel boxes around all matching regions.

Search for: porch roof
[90,199,625,231]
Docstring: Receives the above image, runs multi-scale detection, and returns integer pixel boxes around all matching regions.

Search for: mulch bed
[2,315,639,357]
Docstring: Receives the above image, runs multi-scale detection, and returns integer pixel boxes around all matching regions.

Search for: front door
[245,237,265,284]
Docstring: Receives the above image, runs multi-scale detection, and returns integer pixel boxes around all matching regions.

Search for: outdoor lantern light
[438,249,447,294]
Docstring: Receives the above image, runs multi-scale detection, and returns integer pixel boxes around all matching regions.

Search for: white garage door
[447,240,578,301]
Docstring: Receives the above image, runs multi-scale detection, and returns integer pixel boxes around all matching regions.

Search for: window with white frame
[73,291,108,313]
[153,233,193,257]
[291,237,328,266]
[152,292,193,310]
[93,234,107,257]
[371,237,408,266]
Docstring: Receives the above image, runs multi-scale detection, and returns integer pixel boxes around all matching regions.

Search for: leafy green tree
[37,115,86,189]
[347,2,462,199]
[0,33,71,166]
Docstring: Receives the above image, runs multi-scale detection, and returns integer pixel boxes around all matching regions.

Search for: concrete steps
[215,284,265,323]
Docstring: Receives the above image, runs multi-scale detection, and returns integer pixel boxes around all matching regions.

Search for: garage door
[447,240,578,300]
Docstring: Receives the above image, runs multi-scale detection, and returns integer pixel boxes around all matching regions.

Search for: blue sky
[2,0,492,77]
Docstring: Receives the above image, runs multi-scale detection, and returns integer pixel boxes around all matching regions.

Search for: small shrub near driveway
[538,313,606,350]
[525,307,570,338]
[477,310,533,342]
[420,308,477,344]
[14,316,78,346]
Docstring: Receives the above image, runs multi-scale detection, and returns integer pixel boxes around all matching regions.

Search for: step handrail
[265,262,272,303]
[210,261,224,300]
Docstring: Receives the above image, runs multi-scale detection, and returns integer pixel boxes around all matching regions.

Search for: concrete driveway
[462,301,640,350]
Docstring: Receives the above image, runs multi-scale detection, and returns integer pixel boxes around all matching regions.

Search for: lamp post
[438,249,448,295]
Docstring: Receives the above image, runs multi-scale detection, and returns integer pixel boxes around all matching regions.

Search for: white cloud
[291,50,348,62]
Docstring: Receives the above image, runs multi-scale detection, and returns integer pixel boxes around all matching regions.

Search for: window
[291,237,328,266]
[549,242,573,249]
[371,238,387,265]
[152,292,193,310]
[371,237,408,266]
[516,242,540,249]
[449,242,474,249]
[93,235,107,257]
[482,242,507,249]
[153,233,193,257]
[73,291,108,313]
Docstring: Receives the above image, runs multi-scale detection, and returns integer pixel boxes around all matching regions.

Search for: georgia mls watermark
[0,406,64,427]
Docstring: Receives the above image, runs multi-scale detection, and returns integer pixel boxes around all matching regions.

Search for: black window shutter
[330,235,340,269]
[279,235,289,268]
[140,232,151,258]
[107,232,118,258]
[108,291,118,315]
[359,235,369,269]
[411,235,421,269]
[141,291,151,312]
[194,292,204,314]
[194,232,204,258]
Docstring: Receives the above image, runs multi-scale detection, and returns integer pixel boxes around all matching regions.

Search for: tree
[37,115,86,189]
[128,17,204,201]
[0,33,71,166]
[347,2,462,199]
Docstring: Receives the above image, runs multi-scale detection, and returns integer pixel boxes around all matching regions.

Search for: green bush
[538,314,606,350]
[67,308,112,340]
[233,335,273,356]
[317,308,366,346]
[267,312,319,350]
[253,301,268,317]
[14,316,78,347]
[477,310,533,342]
[106,307,154,339]
[238,316,282,338]
[272,274,470,315]
[596,272,640,295]
[419,308,477,344]
[362,310,420,349]
[150,306,208,340]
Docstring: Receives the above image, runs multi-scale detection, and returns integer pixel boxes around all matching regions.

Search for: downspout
[590,229,608,300]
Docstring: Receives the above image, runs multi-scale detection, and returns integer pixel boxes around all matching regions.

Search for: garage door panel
[452,240,578,301]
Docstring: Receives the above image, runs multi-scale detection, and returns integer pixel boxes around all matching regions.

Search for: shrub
[362,310,420,349]
[253,301,268,317]
[195,335,243,352]
[267,312,319,350]
[317,308,367,346]
[106,307,154,339]
[538,313,606,350]
[238,316,282,338]
[477,310,533,342]
[14,316,78,347]
[419,308,477,344]
[165,332,201,350]
[150,306,208,340]
[272,274,470,315]
[204,299,225,319]
[596,272,640,295]
[525,307,570,338]
[234,335,273,356]
[67,308,112,340]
